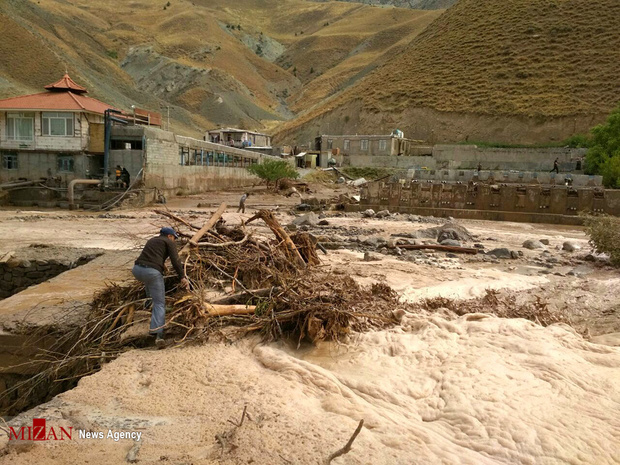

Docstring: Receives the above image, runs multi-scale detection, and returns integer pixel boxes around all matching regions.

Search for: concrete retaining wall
[407,169,602,187]
[342,144,588,174]
[344,154,433,169]
[0,254,99,299]
[356,181,620,224]
[432,145,587,171]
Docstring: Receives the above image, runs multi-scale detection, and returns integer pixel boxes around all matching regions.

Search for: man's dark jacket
[135,235,184,276]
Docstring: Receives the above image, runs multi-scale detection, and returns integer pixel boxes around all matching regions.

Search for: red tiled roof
[0,74,116,114]
[0,91,115,114]
[44,73,88,93]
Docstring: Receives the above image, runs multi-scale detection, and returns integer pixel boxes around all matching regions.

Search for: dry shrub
[417,289,575,331]
[583,214,620,266]
[302,170,337,183]
[278,177,294,190]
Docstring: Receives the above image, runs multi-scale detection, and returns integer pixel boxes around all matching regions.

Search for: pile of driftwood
[48,206,402,370]
[2,205,404,412]
[108,204,399,344]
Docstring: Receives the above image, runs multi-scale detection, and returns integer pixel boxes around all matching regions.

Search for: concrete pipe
[68,179,101,210]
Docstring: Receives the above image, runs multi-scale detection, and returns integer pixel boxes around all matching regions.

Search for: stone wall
[0,253,100,299]
[432,145,588,171]
[342,145,588,173]
[406,169,602,187]
[354,181,620,224]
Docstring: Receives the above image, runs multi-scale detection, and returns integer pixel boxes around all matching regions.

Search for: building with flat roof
[314,133,428,168]
[205,128,271,151]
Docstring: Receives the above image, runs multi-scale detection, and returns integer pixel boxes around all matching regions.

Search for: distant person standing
[115,165,122,187]
[121,167,130,189]
[477,162,482,173]
[237,192,250,213]
[550,158,559,174]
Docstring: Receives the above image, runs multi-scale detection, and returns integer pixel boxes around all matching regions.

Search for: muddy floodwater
[1,189,618,464]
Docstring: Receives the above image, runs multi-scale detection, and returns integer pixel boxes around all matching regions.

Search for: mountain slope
[275,0,620,144]
[310,0,456,10]
[0,0,440,137]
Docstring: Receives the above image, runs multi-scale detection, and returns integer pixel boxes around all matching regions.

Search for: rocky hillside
[310,0,456,10]
[0,0,440,137]
[276,0,620,144]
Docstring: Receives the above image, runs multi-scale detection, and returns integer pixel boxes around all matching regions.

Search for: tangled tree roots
[0,209,406,413]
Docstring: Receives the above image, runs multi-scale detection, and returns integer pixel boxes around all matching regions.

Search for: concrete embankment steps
[0,251,134,415]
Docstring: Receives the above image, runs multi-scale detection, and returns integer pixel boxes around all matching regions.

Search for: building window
[327,139,333,150]
[379,139,387,151]
[360,139,369,151]
[42,112,74,136]
[57,155,74,172]
[2,153,18,170]
[344,139,350,151]
[7,112,34,141]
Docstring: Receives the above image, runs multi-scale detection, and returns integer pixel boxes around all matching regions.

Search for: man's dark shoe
[155,336,166,349]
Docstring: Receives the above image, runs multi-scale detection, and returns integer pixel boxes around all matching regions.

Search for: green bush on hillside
[341,167,396,180]
[585,104,620,188]
[247,159,299,188]
[583,215,620,266]
[563,133,591,148]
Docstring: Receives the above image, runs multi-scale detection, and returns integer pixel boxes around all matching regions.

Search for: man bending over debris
[132,227,189,347]
[237,192,250,213]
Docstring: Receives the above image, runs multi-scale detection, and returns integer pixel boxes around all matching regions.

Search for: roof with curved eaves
[0,74,115,114]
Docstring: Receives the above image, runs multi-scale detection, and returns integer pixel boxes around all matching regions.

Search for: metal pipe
[0,180,36,189]
[68,179,101,210]
[104,109,110,189]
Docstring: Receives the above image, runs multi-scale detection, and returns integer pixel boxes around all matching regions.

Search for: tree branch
[325,419,364,464]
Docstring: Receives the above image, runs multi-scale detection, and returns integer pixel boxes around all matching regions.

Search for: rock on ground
[363,252,382,262]
[292,212,319,227]
[487,248,514,259]
[439,239,461,247]
[523,239,545,250]
[563,241,581,252]
[363,236,387,248]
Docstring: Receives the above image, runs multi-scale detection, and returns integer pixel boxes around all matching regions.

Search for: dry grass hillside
[276,0,620,144]
[0,0,440,137]
[311,0,456,9]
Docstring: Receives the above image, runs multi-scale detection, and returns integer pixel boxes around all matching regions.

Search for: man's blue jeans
[132,264,166,336]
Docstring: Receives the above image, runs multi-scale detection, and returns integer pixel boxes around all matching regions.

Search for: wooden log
[252,210,307,268]
[154,209,201,230]
[397,244,478,254]
[204,303,257,316]
[197,235,248,248]
[291,232,321,265]
[180,203,227,255]
[211,287,281,305]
